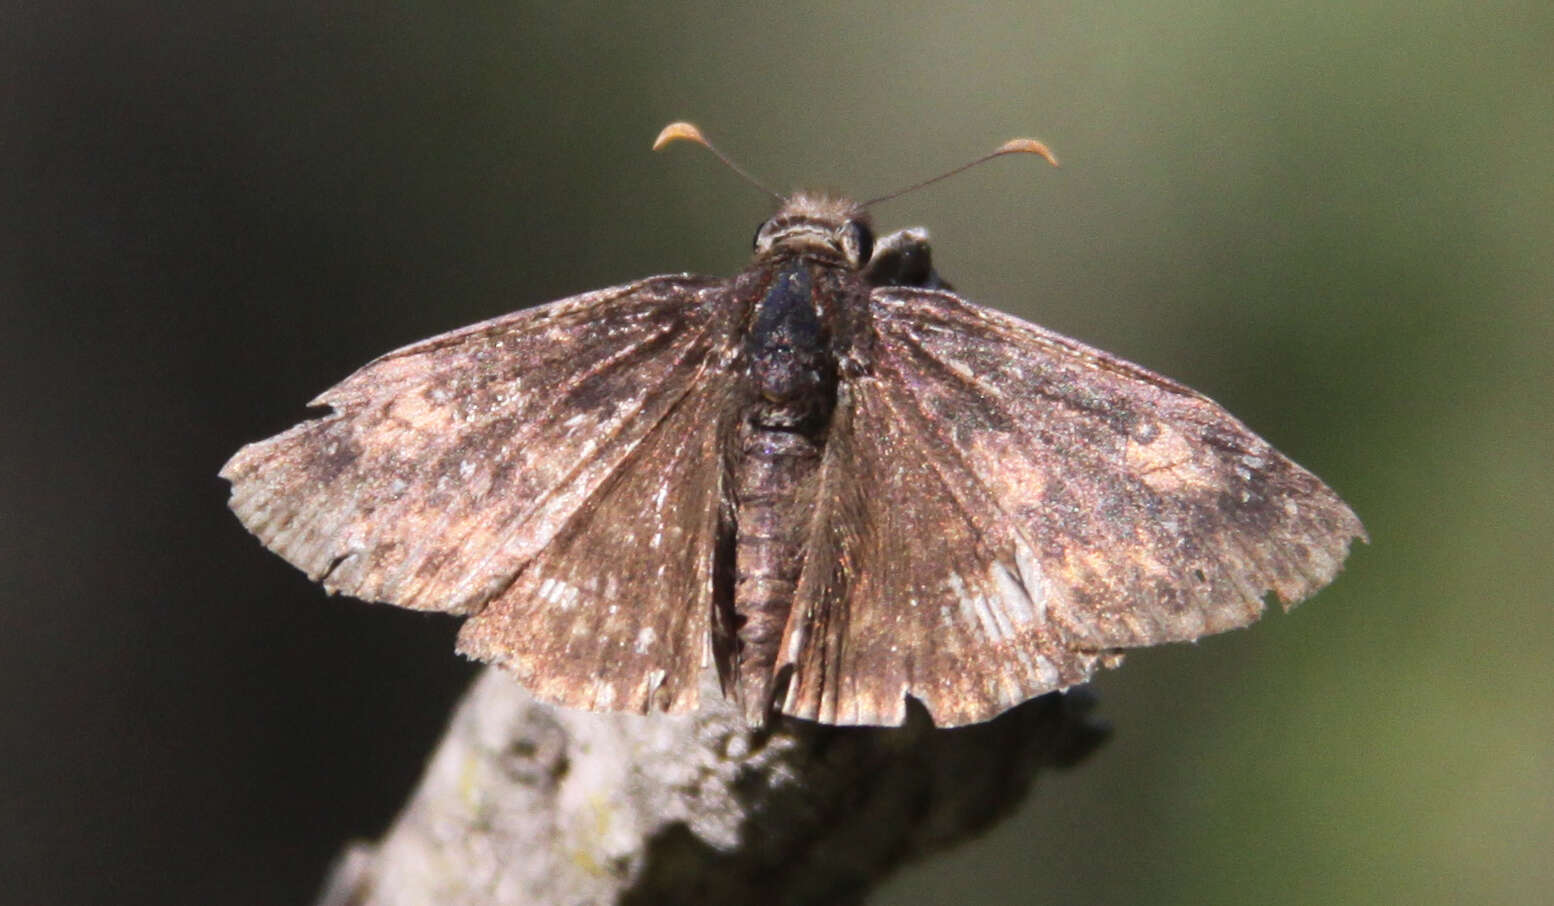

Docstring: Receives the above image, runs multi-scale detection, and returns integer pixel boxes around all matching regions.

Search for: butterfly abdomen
[730,425,822,723]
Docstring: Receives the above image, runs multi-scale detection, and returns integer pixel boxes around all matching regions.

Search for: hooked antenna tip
[653,121,710,152]
[997,138,1060,167]
[651,121,781,201]
[860,133,1061,209]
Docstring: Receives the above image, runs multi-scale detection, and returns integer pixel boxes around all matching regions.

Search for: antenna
[653,122,783,202]
[861,138,1059,209]
[653,122,1059,209]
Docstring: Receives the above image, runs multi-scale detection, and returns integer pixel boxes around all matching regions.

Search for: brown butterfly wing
[778,380,1106,726]
[780,287,1365,727]
[221,275,725,620]
[455,371,732,714]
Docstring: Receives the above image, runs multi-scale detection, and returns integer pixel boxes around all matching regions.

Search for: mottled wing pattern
[778,382,1094,726]
[455,374,731,713]
[781,287,1365,727]
[221,275,723,621]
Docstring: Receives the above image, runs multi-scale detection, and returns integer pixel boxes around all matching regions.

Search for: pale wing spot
[634,626,657,654]
[781,619,809,664]
[948,573,1010,644]
[967,431,1046,507]
[1125,422,1218,493]
[1011,538,1050,625]
[990,560,1041,626]
[986,590,1018,642]
[387,392,455,433]
[539,577,583,610]
[941,356,975,381]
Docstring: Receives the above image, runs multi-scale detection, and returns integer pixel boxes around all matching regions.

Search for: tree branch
[318,669,1108,906]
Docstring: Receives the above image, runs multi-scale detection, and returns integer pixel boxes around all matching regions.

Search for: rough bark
[317,669,1108,906]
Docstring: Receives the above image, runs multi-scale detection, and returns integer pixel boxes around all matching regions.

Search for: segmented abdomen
[731,424,822,722]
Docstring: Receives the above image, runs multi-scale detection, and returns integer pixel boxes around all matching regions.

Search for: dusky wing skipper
[222,124,1364,727]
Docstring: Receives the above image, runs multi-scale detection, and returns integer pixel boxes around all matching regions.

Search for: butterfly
[221,123,1365,728]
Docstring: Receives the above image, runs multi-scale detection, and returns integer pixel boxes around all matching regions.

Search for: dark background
[5,2,1550,904]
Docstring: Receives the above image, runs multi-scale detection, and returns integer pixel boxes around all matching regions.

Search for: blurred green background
[4,1,1549,904]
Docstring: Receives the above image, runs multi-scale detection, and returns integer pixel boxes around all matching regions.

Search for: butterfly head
[753,193,874,270]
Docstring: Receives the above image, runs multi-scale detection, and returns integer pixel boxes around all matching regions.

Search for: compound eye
[843,220,874,267]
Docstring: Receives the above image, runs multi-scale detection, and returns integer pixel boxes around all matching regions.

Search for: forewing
[781,287,1364,727]
[221,275,724,617]
[456,373,731,714]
